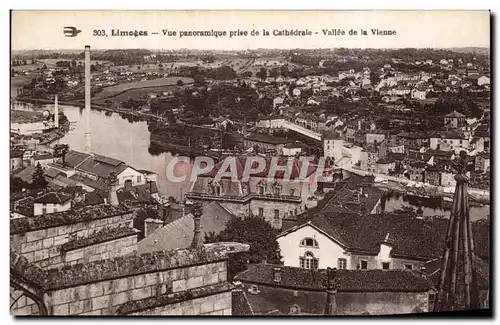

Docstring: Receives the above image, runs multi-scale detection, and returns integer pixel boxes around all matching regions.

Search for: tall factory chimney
[84,45,92,154]
[54,94,59,128]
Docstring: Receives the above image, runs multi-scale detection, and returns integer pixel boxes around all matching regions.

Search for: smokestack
[190,204,203,248]
[54,94,59,128]
[84,45,92,154]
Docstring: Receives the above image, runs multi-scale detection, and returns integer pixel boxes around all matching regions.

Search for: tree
[31,163,47,189]
[11,176,28,192]
[257,67,268,80]
[176,79,184,86]
[204,216,282,279]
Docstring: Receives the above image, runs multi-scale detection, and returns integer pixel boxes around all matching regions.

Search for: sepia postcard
[10,10,491,317]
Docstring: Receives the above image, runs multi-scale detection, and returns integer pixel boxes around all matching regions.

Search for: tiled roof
[137,201,235,254]
[244,133,290,145]
[198,156,317,180]
[232,288,254,315]
[445,110,466,118]
[235,264,433,292]
[33,192,72,204]
[44,167,63,179]
[61,150,129,179]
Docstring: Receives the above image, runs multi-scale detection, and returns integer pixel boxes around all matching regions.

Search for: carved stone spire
[434,151,479,311]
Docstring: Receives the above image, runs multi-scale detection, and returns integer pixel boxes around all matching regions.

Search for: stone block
[49,247,60,258]
[172,279,187,292]
[162,270,174,282]
[65,250,84,262]
[80,309,102,316]
[57,225,71,236]
[20,241,38,253]
[111,278,129,293]
[26,229,46,243]
[52,288,74,305]
[182,303,201,316]
[69,300,85,315]
[52,303,70,316]
[111,292,130,306]
[22,251,35,262]
[130,287,151,301]
[223,308,232,316]
[83,299,92,313]
[17,296,27,308]
[186,276,203,290]
[88,283,104,298]
[203,273,220,286]
[210,310,224,316]
[134,275,146,288]
[218,262,227,272]
[218,271,227,282]
[42,238,54,248]
[11,306,30,316]
[53,234,68,246]
[214,296,231,311]
[91,295,110,309]
[145,272,162,286]
[200,299,215,314]
[46,227,58,238]
[88,254,102,262]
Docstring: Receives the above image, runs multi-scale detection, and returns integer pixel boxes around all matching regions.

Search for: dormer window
[300,238,318,248]
[273,182,282,196]
[257,181,266,195]
[248,285,260,294]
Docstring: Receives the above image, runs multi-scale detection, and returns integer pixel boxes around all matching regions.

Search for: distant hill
[445,47,490,55]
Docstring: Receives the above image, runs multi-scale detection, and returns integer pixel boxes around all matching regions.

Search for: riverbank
[374,180,490,206]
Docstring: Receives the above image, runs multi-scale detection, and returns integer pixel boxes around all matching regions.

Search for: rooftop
[33,192,72,204]
[235,264,433,293]
[244,133,291,145]
[445,110,466,118]
[10,204,131,235]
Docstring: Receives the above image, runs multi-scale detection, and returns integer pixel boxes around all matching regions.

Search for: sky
[11,10,490,51]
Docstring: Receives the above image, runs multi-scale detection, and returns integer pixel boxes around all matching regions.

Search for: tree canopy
[204,216,282,279]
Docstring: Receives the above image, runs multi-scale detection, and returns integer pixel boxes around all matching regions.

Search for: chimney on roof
[190,203,203,249]
[108,172,119,206]
[144,218,164,237]
[273,267,282,284]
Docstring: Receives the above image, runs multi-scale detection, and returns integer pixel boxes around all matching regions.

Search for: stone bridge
[281,120,322,142]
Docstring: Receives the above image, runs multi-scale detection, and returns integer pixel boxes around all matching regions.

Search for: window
[382,262,390,270]
[248,285,260,294]
[53,208,58,213]
[338,258,347,270]
[274,209,280,222]
[42,207,47,215]
[273,184,282,196]
[300,238,318,248]
[404,264,413,270]
[360,260,368,269]
[258,208,264,218]
[258,184,265,195]
[300,252,318,270]
[137,175,142,183]
[428,293,436,302]
[290,189,295,196]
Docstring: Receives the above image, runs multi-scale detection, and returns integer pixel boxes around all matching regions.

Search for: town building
[323,132,343,163]
[186,156,319,229]
[234,264,434,315]
[444,111,466,129]
[33,192,72,216]
[11,149,24,172]
[243,133,291,154]
[475,153,490,173]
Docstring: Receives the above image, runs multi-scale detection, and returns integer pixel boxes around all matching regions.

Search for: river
[11,101,490,221]
[12,101,192,199]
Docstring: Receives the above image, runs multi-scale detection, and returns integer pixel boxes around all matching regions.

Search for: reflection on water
[384,193,489,221]
[12,101,191,199]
